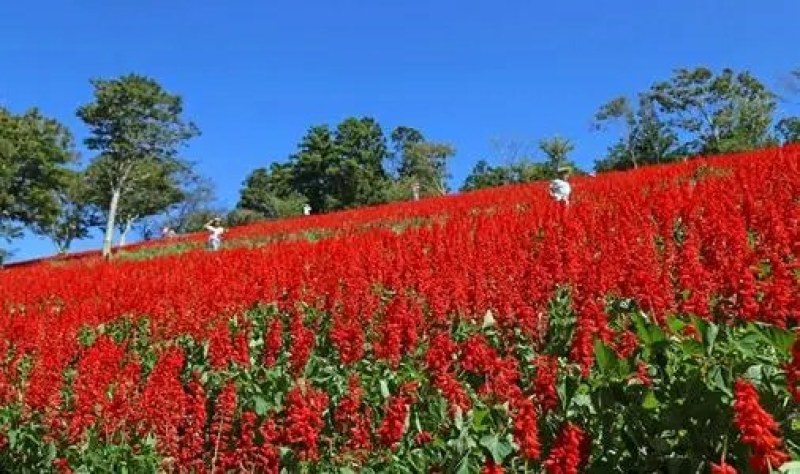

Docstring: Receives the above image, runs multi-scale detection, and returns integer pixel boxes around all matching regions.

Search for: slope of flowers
[0,146,798,472]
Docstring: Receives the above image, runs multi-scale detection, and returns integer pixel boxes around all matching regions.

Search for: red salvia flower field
[0,146,798,472]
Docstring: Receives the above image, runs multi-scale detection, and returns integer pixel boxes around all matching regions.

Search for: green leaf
[680,339,704,356]
[455,453,472,474]
[762,326,795,356]
[380,380,390,399]
[642,391,660,410]
[666,316,686,333]
[594,340,618,375]
[472,408,490,432]
[780,461,800,474]
[708,366,732,397]
[745,364,764,384]
[704,323,719,356]
[254,395,269,416]
[454,407,464,431]
[480,434,513,463]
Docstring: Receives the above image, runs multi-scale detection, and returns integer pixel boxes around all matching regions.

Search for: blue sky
[2,0,798,261]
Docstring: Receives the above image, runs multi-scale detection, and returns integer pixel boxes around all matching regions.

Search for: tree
[85,155,186,246]
[331,117,390,208]
[461,160,513,191]
[776,117,800,144]
[389,126,425,175]
[291,125,337,213]
[776,69,800,144]
[0,107,75,253]
[538,136,575,176]
[390,126,455,198]
[593,95,679,171]
[164,173,216,233]
[35,169,100,253]
[397,141,455,197]
[77,74,199,257]
[650,67,776,154]
[290,118,390,212]
[460,137,567,192]
[238,163,307,219]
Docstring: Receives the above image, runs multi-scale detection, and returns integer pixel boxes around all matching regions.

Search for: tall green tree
[389,126,425,175]
[291,117,390,212]
[593,95,679,171]
[331,117,389,208]
[77,74,199,257]
[0,107,75,253]
[650,67,776,154]
[291,125,337,213]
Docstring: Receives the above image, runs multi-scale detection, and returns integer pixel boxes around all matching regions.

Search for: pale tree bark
[118,217,134,247]
[102,187,121,258]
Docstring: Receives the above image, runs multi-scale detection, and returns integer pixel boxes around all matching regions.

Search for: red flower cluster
[377,383,417,449]
[710,460,737,474]
[732,379,789,473]
[282,383,329,461]
[542,422,589,474]
[533,355,559,412]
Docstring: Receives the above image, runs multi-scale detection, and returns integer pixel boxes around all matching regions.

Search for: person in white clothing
[303,204,312,216]
[205,217,225,250]
[549,167,572,205]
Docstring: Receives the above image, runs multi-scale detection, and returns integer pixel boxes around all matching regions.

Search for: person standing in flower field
[549,167,572,205]
[303,204,312,216]
[204,217,225,250]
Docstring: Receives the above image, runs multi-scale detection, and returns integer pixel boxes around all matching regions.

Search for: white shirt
[206,225,224,240]
[303,204,311,215]
[549,179,571,203]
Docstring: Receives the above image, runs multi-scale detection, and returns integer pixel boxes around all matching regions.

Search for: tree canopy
[77,74,199,256]
[0,107,75,254]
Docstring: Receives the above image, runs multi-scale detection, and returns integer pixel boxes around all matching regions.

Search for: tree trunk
[118,218,133,247]
[102,188,121,258]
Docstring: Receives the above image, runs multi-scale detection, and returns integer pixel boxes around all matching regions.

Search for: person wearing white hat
[204,217,225,250]
[549,167,572,205]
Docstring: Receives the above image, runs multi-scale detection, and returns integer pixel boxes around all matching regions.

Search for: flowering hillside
[0,146,798,473]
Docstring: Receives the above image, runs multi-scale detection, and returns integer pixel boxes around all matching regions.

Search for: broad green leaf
[762,326,795,356]
[745,364,764,384]
[594,340,618,375]
[380,380,390,399]
[680,339,704,356]
[455,454,472,474]
[472,408,490,431]
[480,434,513,463]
